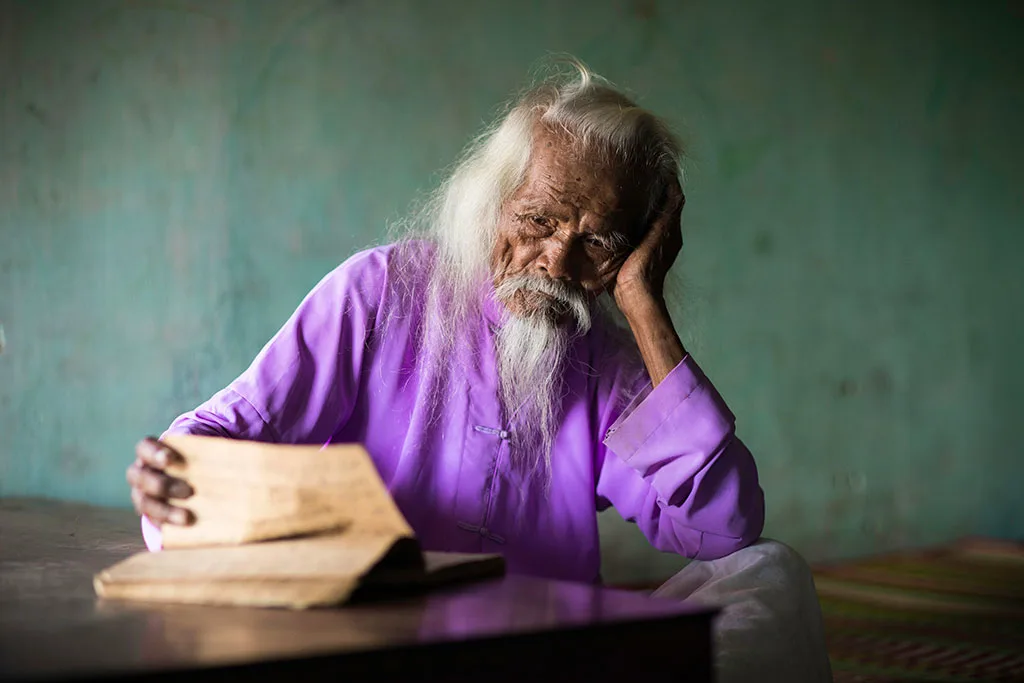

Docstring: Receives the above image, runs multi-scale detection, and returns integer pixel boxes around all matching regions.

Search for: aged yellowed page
[99,533,402,581]
[95,576,360,609]
[159,436,413,548]
[94,533,410,608]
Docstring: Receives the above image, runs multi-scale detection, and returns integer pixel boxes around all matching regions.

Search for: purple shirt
[147,245,764,583]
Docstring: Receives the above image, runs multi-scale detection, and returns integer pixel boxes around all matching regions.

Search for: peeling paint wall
[1,0,1022,583]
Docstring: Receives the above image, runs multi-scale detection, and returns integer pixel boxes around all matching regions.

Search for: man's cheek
[511,243,546,273]
[491,236,515,273]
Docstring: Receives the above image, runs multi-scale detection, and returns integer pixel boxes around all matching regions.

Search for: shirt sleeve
[595,355,765,561]
[163,247,390,444]
[143,249,391,551]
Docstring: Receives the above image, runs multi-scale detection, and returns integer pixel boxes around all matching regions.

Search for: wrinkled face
[491,125,651,319]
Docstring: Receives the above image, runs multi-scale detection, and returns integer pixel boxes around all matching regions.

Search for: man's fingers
[126,462,193,499]
[135,436,182,471]
[128,437,194,527]
[131,488,193,526]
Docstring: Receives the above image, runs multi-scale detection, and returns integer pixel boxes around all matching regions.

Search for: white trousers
[653,539,833,683]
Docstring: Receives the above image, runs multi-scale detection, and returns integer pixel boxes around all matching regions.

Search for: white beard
[492,275,593,474]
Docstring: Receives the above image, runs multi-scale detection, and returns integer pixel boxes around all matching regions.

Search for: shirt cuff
[602,355,735,470]
[141,515,163,552]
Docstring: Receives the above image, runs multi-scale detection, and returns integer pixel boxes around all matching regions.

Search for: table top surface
[0,498,713,681]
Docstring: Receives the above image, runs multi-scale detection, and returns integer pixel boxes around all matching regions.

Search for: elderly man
[126,63,831,682]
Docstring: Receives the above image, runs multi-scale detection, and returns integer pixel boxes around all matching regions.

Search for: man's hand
[611,178,687,387]
[126,437,195,526]
[613,177,684,311]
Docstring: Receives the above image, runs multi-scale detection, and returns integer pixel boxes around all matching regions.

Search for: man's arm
[611,176,686,387]
[596,178,764,559]
[595,354,765,560]
[164,248,390,443]
[615,290,685,387]
[127,247,394,546]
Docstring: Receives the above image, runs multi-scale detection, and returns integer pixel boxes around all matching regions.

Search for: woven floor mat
[814,537,1024,682]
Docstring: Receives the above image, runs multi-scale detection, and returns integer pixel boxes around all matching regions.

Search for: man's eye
[530,215,552,228]
[584,236,609,250]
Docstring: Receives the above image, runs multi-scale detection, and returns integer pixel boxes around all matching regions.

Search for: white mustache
[494,274,592,332]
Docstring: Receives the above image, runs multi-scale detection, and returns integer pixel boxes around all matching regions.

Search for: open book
[94,436,505,609]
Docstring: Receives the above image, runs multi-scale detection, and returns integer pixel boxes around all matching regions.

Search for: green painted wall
[2,0,1022,583]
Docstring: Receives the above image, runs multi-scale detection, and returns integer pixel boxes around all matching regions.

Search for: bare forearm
[618,290,686,387]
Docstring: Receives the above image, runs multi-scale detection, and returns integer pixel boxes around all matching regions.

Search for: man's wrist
[614,285,687,386]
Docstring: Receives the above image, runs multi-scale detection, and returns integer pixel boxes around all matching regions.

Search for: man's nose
[538,239,573,280]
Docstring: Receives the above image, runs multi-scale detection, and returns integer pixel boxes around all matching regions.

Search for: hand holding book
[97,437,504,609]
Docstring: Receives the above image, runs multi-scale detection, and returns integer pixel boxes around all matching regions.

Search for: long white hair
[390,58,682,478]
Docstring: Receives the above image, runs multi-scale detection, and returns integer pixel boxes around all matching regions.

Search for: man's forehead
[522,124,649,215]
[530,123,603,167]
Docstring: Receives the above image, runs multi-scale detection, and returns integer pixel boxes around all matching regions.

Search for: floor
[814,537,1024,682]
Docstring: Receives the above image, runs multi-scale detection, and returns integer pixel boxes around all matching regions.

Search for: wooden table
[0,498,713,682]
